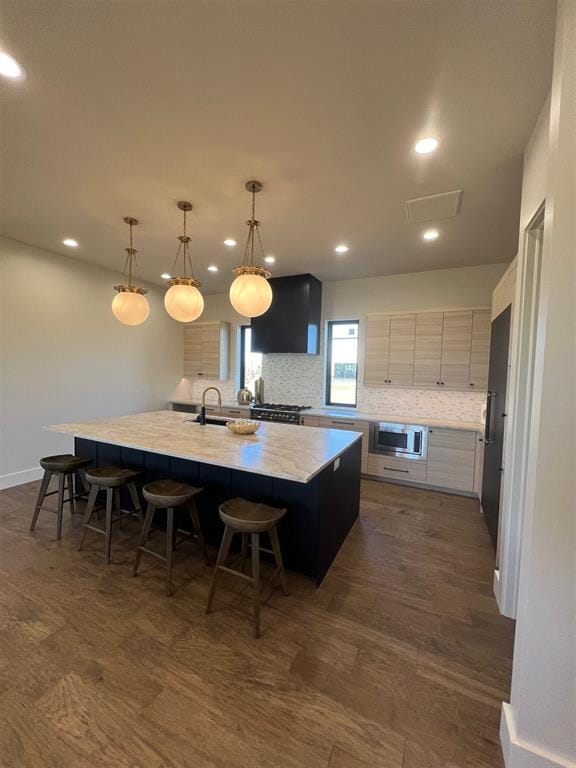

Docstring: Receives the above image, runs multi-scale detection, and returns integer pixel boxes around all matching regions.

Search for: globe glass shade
[229,273,272,318]
[112,291,150,326]
[164,283,204,323]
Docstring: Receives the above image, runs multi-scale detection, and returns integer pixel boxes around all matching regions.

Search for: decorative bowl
[226,419,260,435]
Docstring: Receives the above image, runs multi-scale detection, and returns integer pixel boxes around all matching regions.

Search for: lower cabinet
[316,416,369,473]
[366,454,427,484]
[426,428,477,492]
[298,415,481,496]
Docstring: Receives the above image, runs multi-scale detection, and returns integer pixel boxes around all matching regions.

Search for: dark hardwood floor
[0,477,514,767]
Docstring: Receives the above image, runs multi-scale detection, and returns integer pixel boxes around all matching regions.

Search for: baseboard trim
[501,703,575,768]
[0,466,43,490]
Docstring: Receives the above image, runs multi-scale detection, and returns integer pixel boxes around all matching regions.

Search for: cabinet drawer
[366,454,427,483]
[428,428,476,451]
[301,415,320,427]
[318,417,369,432]
[219,407,247,418]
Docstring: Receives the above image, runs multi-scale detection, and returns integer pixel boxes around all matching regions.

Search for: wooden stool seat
[143,479,201,508]
[206,497,288,638]
[85,466,140,488]
[219,497,286,533]
[79,467,143,564]
[31,454,93,540]
[134,480,207,595]
[39,454,92,473]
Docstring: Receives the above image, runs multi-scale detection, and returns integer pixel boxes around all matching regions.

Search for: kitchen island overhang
[47,411,362,584]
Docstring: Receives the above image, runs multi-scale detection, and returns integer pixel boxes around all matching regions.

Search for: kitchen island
[48,411,362,584]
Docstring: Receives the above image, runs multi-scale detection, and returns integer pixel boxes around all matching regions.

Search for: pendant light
[112,217,150,326]
[229,180,273,318]
[164,201,204,323]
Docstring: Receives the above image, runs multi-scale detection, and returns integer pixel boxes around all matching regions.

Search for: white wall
[178,262,506,422]
[0,237,182,488]
[500,2,576,766]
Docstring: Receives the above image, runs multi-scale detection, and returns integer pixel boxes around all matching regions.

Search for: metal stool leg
[205,525,234,614]
[269,526,288,595]
[165,508,175,596]
[251,533,261,639]
[30,470,52,531]
[104,488,113,564]
[78,484,99,550]
[188,498,209,565]
[56,473,66,541]
[133,502,155,576]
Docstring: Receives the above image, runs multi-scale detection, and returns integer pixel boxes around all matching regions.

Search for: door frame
[495,203,545,618]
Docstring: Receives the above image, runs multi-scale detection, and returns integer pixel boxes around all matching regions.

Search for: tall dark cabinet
[251,274,322,354]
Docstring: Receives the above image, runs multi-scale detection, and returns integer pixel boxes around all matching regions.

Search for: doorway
[496,205,545,618]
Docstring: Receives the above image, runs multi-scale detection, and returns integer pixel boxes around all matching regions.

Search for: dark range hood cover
[251,274,322,354]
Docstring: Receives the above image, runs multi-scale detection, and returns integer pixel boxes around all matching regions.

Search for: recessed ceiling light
[62,238,79,248]
[207,265,218,272]
[223,238,237,247]
[264,255,276,264]
[414,137,439,155]
[0,51,25,80]
[334,244,349,254]
[422,229,439,241]
[161,273,171,280]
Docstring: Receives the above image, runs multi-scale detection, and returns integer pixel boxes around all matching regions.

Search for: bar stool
[206,497,288,638]
[79,467,143,564]
[30,454,93,540]
[133,479,208,596]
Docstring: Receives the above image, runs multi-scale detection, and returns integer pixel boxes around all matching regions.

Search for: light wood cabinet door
[469,310,491,390]
[301,415,320,427]
[440,311,473,388]
[364,314,391,385]
[183,321,230,379]
[388,314,416,386]
[413,312,443,387]
[183,324,203,378]
[200,323,221,378]
[427,428,476,491]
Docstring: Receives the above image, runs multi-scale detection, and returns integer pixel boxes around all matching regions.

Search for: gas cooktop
[250,403,312,424]
[252,403,312,412]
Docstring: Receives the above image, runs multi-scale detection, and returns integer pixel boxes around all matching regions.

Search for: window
[240,326,263,396]
[326,320,359,406]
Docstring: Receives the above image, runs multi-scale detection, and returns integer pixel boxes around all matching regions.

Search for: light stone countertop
[169,399,483,433]
[47,410,362,484]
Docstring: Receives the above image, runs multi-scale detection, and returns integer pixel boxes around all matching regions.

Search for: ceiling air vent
[405,189,463,224]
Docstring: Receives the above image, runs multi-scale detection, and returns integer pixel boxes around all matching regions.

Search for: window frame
[325,319,359,407]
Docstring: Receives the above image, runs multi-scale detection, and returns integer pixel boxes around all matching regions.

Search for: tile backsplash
[175,353,486,423]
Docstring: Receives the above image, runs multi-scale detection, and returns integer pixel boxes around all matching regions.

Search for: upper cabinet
[469,310,491,389]
[440,311,473,388]
[183,321,230,379]
[364,308,490,390]
[413,312,443,387]
[364,314,390,385]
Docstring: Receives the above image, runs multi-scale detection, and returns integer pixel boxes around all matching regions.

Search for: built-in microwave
[369,422,428,460]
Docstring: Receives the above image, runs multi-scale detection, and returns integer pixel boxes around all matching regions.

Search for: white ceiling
[0,0,556,292]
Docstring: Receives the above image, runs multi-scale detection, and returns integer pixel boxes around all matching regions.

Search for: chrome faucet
[201,386,222,414]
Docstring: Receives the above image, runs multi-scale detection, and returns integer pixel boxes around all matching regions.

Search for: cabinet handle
[332,420,352,425]
[470,382,474,387]
[436,381,440,385]
[383,467,409,473]
[441,382,445,385]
